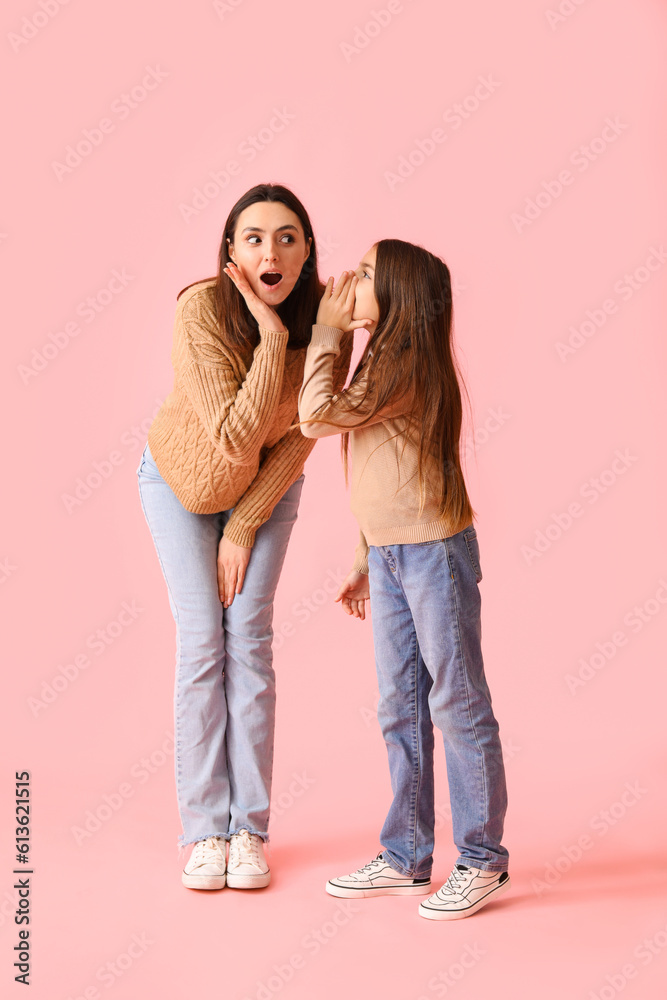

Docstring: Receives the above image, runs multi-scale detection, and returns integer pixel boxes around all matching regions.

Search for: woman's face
[352,244,380,330]
[228,201,312,305]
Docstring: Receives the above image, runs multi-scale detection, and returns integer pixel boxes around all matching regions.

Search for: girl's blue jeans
[368,527,509,877]
[137,443,304,847]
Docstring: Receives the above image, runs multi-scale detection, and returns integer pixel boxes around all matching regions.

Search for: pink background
[2,0,666,997]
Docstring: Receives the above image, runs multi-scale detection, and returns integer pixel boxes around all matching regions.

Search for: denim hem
[179,832,230,849]
[455,855,509,873]
[381,850,431,880]
[229,828,269,843]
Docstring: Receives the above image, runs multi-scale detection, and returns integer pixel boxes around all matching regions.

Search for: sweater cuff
[352,554,369,575]
[258,327,289,348]
[310,325,345,351]
[222,520,257,549]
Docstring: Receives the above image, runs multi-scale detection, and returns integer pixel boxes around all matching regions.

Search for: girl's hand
[217,535,252,609]
[317,271,373,332]
[335,570,370,620]
[223,261,287,333]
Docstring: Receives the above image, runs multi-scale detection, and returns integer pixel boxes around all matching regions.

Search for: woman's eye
[246,234,295,245]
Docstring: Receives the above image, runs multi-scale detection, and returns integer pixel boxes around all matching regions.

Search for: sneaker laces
[355,854,386,877]
[192,837,223,866]
[441,865,470,896]
[229,829,260,867]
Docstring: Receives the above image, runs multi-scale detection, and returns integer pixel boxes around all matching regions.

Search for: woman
[138,183,352,890]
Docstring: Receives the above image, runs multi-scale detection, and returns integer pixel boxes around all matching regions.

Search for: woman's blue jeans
[368,527,509,877]
[137,444,304,847]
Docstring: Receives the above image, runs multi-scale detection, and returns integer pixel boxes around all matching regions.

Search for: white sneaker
[227,829,271,889]
[182,836,227,890]
[418,863,511,920]
[326,854,432,898]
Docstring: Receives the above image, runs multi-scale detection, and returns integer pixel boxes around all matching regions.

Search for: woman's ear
[227,238,235,262]
[304,237,312,261]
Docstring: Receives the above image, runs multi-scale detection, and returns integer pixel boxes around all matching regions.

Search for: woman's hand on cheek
[317,272,373,332]
[217,534,253,609]
[223,261,286,333]
[334,570,370,620]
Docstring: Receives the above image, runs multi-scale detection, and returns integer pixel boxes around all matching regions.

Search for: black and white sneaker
[326,854,432,898]
[418,863,511,920]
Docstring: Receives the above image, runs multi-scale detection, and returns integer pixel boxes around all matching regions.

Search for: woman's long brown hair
[338,239,473,521]
[177,183,323,351]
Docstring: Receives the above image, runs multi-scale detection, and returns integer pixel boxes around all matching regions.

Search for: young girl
[298,239,510,920]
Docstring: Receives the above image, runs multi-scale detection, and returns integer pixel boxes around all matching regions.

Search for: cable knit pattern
[148,280,353,547]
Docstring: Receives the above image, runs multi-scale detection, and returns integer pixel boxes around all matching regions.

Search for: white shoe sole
[326,880,432,899]
[418,876,512,920]
[226,871,271,889]
[181,872,226,890]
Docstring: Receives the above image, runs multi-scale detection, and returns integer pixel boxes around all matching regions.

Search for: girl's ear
[227,238,235,262]
[303,236,312,261]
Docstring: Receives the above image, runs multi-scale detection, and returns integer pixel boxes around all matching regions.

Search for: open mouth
[260,271,283,287]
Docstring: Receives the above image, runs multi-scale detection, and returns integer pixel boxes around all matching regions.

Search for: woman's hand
[317,271,373,332]
[223,261,287,333]
[335,570,370,620]
[217,534,252,608]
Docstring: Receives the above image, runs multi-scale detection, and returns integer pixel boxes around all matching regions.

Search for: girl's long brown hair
[339,239,473,521]
[177,183,322,351]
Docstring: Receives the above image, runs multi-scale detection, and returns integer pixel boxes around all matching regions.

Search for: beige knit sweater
[148,281,353,547]
[298,325,473,574]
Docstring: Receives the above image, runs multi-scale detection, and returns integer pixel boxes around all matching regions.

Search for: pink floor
[6,745,667,999]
